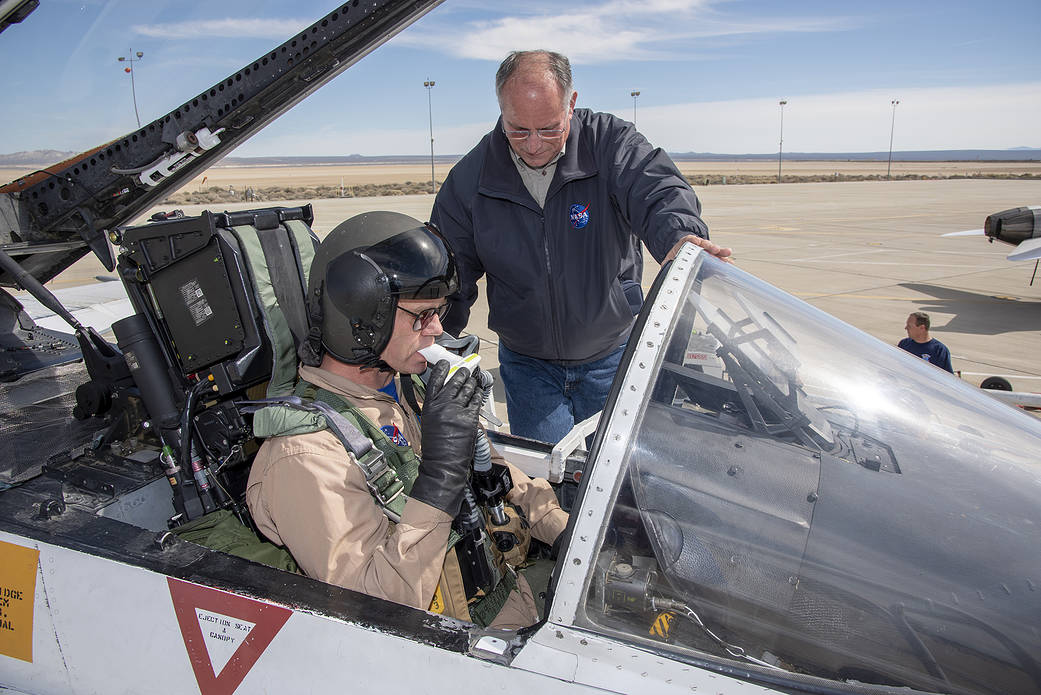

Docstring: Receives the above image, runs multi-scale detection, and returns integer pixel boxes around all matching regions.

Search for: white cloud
[401,0,860,63]
[132,18,311,40]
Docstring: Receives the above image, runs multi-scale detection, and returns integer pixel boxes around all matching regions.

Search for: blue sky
[1,0,1039,157]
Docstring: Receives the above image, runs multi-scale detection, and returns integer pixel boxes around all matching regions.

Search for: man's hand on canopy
[665,234,733,263]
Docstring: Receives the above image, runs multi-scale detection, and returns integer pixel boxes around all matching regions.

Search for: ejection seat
[113,205,321,534]
[113,205,499,568]
[117,205,317,402]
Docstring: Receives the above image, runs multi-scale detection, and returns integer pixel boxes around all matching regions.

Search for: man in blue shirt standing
[898,311,954,373]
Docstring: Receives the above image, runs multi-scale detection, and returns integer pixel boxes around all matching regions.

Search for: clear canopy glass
[579,251,1041,695]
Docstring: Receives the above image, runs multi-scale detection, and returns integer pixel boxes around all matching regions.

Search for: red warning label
[168,578,291,695]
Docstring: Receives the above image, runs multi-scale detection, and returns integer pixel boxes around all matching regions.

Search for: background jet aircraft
[944,206,1041,261]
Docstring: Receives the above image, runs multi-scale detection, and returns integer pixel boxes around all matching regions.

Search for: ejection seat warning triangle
[168,578,291,695]
[0,540,39,663]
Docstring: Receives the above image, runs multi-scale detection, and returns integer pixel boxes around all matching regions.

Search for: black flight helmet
[307,211,458,368]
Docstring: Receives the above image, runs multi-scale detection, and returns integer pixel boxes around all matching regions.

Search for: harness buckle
[356,449,403,507]
[370,482,404,508]
[355,447,388,480]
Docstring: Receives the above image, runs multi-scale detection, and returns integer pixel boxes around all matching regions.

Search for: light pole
[424,79,436,194]
[117,49,144,128]
[887,99,900,179]
[777,100,787,183]
[630,90,640,126]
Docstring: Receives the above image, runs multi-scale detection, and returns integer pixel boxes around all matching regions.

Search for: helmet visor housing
[363,224,459,300]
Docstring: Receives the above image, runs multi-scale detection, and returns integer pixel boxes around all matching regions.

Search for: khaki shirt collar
[298,364,397,404]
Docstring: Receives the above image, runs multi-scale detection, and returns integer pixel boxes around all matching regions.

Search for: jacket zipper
[540,213,564,357]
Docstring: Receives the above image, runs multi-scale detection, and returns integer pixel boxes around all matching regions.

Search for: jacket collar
[547,110,598,202]
[299,364,396,404]
[478,110,598,206]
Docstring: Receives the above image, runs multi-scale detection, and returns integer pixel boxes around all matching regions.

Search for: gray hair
[495,50,573,108]
[909,311,930,329]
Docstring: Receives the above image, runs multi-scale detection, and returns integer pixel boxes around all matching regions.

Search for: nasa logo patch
[569,203,590,229]
[381,424,409,447]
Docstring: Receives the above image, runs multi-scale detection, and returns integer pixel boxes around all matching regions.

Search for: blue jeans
[498,342,625,444]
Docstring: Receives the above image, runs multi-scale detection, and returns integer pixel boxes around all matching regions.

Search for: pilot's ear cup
[320,251,395,361]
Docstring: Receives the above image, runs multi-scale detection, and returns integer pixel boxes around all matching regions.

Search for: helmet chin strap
[357,355,394,373]
[299,324,325,367]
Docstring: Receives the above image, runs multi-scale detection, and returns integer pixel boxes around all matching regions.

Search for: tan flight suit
[246,365,569,629]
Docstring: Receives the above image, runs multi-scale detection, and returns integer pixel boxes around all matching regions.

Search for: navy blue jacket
[431,108,709,363]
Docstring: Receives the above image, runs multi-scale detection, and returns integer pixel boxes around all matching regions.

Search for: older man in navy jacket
[431,50,730,443]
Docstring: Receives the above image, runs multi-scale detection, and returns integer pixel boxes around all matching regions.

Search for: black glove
[410,360,484,516]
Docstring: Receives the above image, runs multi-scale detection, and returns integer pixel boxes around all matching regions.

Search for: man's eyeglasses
[502,126,566,142]
[397,303,450,331]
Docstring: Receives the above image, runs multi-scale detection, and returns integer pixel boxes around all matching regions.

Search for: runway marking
[727,229,832,236]
[792,260,980,267]
[787,249,894,262]
[794,292,1027,301]
[795,293,924,300]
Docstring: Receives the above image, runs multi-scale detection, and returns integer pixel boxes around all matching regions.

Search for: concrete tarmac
[50,178,1041,431]
[695,179,1041,392]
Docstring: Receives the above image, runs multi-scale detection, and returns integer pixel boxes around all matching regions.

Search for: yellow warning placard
[0,540,39,663]
[428,584,445,614]
[649,611,675,641]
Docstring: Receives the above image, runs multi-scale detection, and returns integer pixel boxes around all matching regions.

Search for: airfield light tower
[630,90,640,126]
[777,100,787,183]
[117,50,144,128]
[887,99,900,179]
[424,79,436,194]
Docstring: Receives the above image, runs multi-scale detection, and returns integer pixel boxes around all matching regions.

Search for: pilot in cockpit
[245,211,568,628]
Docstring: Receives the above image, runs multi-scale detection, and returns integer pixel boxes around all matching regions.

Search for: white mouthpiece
[419,344,481,377]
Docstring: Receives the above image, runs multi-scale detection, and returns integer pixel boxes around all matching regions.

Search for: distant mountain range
[2,148,1039,168]
[0,150,83,166]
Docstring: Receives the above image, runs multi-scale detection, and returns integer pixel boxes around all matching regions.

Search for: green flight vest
[251,377,516,627]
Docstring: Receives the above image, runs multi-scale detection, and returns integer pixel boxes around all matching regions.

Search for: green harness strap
[226,218,316,399]
[468,567,518,628]
[255,379,511,625]
[288,380,463,549]
[296,381,419,523]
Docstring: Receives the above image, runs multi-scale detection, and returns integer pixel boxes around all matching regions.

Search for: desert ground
[3,159,1040,196]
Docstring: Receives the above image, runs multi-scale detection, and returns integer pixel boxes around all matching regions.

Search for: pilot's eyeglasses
[502,126,566,142]
[397,303,450,331]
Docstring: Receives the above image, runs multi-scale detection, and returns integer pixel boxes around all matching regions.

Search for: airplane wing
[1006,236,1041,261]
[16,279,131,334]
[940,229,984,237]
